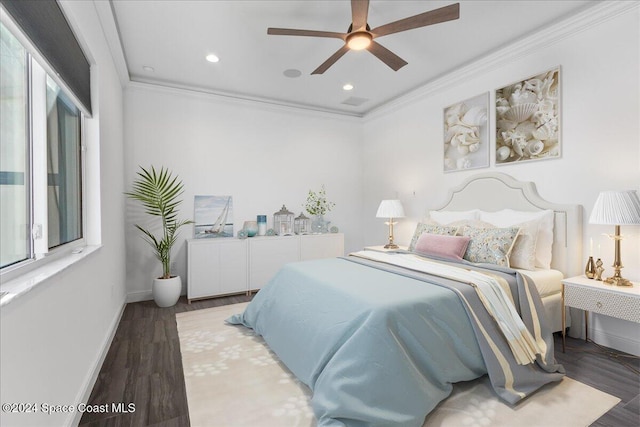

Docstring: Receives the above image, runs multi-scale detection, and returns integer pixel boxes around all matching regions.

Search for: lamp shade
[589,190,640,225]
[376,200,405,218]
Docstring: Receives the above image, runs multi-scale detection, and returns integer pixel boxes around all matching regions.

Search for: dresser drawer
[564,284,640,323]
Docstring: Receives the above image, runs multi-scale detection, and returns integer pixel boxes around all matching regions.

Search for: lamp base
[603,276,633,287]
[383,243,399,249]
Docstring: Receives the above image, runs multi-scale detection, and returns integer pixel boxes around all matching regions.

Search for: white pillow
[429,209,480,225]
[479,209,554,269]
[507,219,539,270]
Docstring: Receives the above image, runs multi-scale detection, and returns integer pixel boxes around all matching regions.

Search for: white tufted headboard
[434,172,583,277]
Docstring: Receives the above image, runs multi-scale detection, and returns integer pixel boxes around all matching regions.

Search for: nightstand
[364,245,408,252]
[561,275,640,351]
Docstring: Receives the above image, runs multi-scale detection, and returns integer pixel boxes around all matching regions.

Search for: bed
[227,172,583,427]
[429,172,583,333]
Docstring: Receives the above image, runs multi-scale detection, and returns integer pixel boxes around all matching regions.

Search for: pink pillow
[415,233,471,261]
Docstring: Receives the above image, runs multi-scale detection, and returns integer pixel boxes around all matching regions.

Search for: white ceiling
[109,0,594,116]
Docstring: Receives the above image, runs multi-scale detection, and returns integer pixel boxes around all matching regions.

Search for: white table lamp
[376,200,405,249]
[588,190,640,286]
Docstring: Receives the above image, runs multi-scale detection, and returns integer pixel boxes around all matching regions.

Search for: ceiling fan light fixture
[346,32,372,50]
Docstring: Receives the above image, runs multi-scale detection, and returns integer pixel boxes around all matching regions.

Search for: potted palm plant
[126,166,193,307]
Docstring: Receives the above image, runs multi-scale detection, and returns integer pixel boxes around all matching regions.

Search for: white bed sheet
[516,268,563,299]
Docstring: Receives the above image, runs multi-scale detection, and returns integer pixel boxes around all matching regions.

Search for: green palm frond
[126,166,193,279]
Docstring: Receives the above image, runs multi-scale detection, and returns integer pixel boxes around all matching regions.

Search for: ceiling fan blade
[366,41,408,71]
[311,45,350,75]
[268,28,346,40]
[351,0,369,31]
[371,3,460,38]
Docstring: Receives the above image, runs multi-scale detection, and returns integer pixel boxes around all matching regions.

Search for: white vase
[311,215,330,234]
[153,276,182,307]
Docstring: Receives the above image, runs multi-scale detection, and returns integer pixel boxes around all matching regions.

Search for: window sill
[0,245,101,307]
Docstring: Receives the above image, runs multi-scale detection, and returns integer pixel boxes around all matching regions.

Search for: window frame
[0,14,87,282]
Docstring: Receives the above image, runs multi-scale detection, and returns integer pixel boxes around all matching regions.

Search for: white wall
[362,5,639,354]
[0,2,127,426]
[124,85,364,301]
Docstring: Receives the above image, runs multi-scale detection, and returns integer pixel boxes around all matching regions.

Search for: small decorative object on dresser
[376,199,405,249]
[274,205,294,236]
[588,190,640,287]
[585,256,596,279]
[294,212,311,235]
[305,185,335,234]
[595,258,604,281]
[243,220,258,237]
[257,215,267,236]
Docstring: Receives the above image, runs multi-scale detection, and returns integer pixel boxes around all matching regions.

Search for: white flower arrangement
[304,185,335,216]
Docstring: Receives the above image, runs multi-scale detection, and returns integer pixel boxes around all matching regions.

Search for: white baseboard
[68,299,127,426]
[589,327,640,357]
[126,290,187,303]
[126,289,153,303]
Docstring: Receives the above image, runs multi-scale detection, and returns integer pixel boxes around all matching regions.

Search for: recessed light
[343,83,354,91]
[283,69,302,78]
[206,54,220,63]
[142,65,155,72]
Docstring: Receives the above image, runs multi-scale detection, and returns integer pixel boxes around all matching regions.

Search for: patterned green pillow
[408,223,458,251]
[459,225,520,267]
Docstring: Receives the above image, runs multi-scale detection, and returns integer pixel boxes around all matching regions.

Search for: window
[0,20,84,271]
[46,76,82,249]
[0,21,29,268]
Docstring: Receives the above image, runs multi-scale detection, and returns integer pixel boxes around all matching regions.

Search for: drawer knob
[596,301,603,309]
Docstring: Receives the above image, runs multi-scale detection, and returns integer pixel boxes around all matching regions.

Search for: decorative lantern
[294,212,311,235]
[274,205,294,236]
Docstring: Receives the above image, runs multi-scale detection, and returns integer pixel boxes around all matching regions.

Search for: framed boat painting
[495,67,561,165]
[194,195,234,238]
[443,92,489,172]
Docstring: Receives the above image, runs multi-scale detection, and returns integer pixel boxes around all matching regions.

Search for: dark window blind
[1,0,92,115]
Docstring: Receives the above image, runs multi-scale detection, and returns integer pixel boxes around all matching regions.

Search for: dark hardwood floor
[80,295,639,426]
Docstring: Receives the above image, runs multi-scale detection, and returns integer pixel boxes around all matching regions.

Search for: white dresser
[187,233,344,302]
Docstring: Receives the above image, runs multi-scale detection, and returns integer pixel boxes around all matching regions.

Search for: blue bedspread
[228,258,488,426]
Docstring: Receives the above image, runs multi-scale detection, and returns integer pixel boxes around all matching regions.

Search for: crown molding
[363,1,638,121]
[125,81,364,122]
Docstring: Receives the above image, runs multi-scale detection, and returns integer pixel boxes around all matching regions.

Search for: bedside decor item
[305,185,335,234]
[584,256,595,279]
[274,205,294,236]
[589,190,640,286]
[330,226,339,233]
[376,199,405,249]
[266,228,276,236]
[294,212,311,235]
[237,229,248,239]
[443,92,489,172]
[194,195,234,238]
[126,166,193,307]
[495,67,560,164]
[595,259,604,281]
[257,215,267,236]
[243,220,258,237]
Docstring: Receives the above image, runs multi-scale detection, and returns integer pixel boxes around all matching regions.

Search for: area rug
[176,303,620,427]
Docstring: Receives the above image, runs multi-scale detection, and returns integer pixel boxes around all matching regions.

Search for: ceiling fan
[267,0,460,75]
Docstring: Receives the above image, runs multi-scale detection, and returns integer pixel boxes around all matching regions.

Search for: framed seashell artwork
[443,92,489,173]
[495,67,561,165]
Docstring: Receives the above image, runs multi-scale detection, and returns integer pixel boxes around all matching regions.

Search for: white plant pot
[152,276,182,307]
